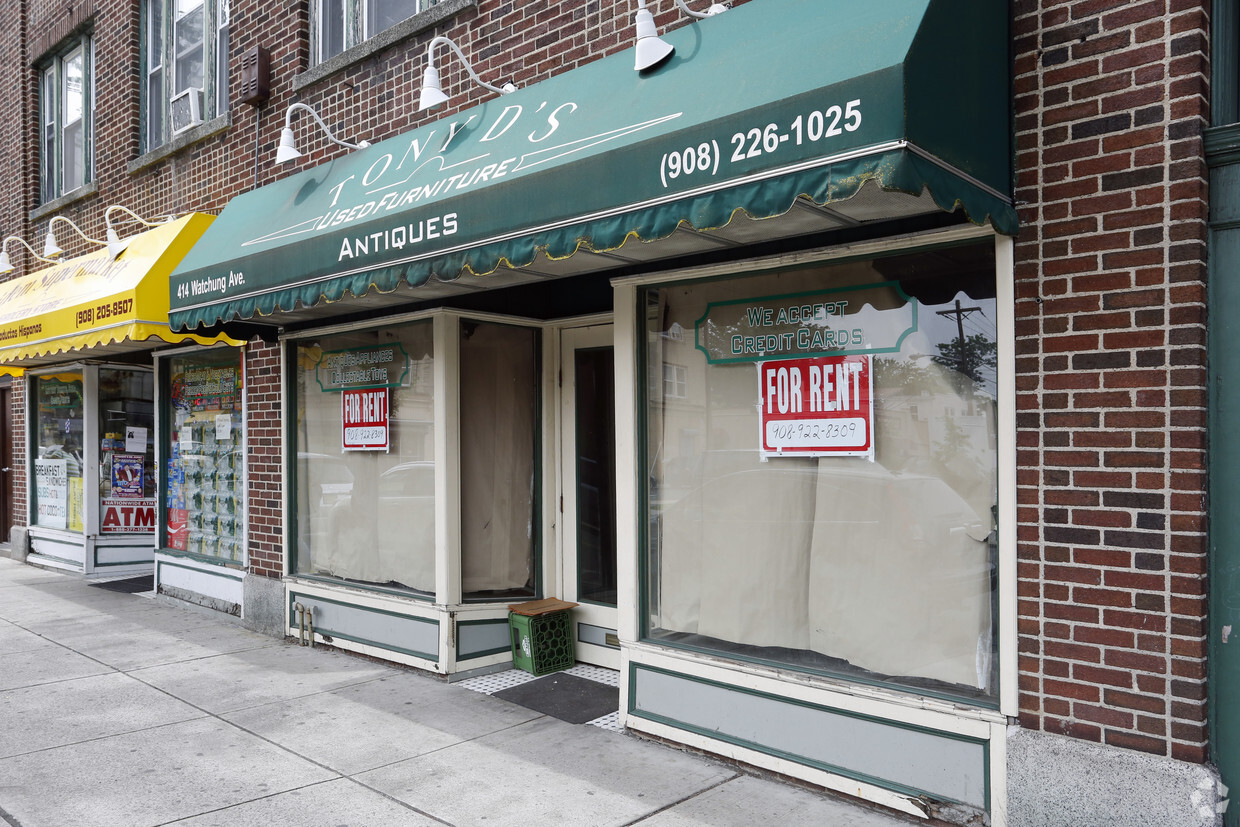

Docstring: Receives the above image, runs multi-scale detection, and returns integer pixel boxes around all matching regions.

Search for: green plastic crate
[510,608,574,676]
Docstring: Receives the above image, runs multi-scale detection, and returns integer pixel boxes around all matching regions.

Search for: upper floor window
[143,0,229,151]
[314,0,435,64]
[39,34,93,203]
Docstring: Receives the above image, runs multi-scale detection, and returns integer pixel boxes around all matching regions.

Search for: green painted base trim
[1206,123,1240,167]
[289,572,435,603]
[288,590,439,662]
[639,633,1000,712]
[627,662,990,811]
[27,551,84,569]
[457,617,514,661]
[29,534,85,548]
[156,558,244,583]
[157,547,245,570]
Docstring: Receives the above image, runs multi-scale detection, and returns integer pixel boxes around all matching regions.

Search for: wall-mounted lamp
[674,0,728,18]
[634,0,728,72]
[105,205,174,260]
[42,215,107,260]
[418,36,517,112]
[634,0,675,71]
[0,235,61,275]
[275,102,372,165]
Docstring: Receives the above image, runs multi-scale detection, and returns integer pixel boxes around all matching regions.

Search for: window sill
[30,181,99,222]
[293,0,477,93]
[127,113,232,175]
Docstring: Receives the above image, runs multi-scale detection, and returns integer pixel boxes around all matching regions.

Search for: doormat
[493,672,619,725]
[89,575,154,594]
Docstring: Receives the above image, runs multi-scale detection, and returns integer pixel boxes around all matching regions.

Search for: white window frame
[142,0,229,151]
[37,34,93,204]
[312,0,433,66]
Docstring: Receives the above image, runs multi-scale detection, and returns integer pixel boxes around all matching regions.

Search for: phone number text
[659,100,863,188]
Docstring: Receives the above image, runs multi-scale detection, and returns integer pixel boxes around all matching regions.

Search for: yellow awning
[0,213,241,370]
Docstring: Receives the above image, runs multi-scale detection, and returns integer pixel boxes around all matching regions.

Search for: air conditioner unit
[170,87,203,135]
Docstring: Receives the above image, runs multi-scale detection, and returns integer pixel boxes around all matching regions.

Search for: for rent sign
[342,387,389,451]
[759,355,873,458]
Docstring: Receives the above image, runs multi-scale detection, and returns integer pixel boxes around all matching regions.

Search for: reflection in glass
[164,351,243,560]
[294,321,436,594]
[33,373,85,532]
[644,243,1000,703]
[575,347,617,606]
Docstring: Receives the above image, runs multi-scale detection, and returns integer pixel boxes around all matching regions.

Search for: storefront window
[164,350,243,560]
[98,369,156,536]
[643,243,1000,703]
[33,372,85,531]
[293,320,436,594]
[460,321,539,601]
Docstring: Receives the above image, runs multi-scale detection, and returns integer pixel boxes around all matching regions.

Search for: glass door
[561,325,618,668]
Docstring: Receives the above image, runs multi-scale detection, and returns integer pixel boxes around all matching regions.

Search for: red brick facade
[0,0,1216,772]
[1012,0,1210,761]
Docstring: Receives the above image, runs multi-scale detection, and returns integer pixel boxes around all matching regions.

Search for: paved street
[0,558,918,826]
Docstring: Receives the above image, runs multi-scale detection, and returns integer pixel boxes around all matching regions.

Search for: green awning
[170,0,1013,330]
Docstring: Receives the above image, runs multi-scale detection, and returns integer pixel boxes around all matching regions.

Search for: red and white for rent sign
[758,354,873,458]
[342,387,389,451]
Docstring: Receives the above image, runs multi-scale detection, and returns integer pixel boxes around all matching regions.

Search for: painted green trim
[287,589,440,661]
[456,618,513,660]
[28,550,84,568]
[1212,0,1239,127]
[1206,124,1240,168]
[156,558,243,583]
[292,572,435,602]
[628,662,990,811]
[94,540,155,568]
[157,546,244,569]
[28,534,85,548]
[93,558,154,567]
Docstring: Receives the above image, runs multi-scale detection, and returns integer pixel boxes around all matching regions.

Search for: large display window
[33,367,156,536]
[33,372,85,531]
[293,320,437,594]
[290,315,542,603]
[642,242,1000,704]
[163,349,244,561]
[460,321,540,601]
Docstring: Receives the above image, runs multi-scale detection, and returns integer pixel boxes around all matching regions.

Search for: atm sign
[101,498,157,534]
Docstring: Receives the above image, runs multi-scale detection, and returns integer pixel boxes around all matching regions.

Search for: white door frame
[558,322,619,669]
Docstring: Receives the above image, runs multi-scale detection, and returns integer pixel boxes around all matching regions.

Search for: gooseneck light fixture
[275,102,372,165]
[673,0,728,18]
[633,0,675,71]
[42,215,107,260]
[0,235,61,275]
[418,36,517,112]
[105,205,174,260]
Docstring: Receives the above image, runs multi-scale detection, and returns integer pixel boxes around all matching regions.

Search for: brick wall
[1012,0,1210,761]
[245,340,282,578]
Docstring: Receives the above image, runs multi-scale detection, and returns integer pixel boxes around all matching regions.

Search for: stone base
[242,573,287,638]
[3,527,28,561]
[1006,728,1223,827]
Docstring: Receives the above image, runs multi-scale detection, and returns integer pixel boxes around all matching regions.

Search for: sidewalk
[0,558,919,827]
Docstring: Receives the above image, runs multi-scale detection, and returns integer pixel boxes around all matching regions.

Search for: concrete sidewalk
[0,558,919,827]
